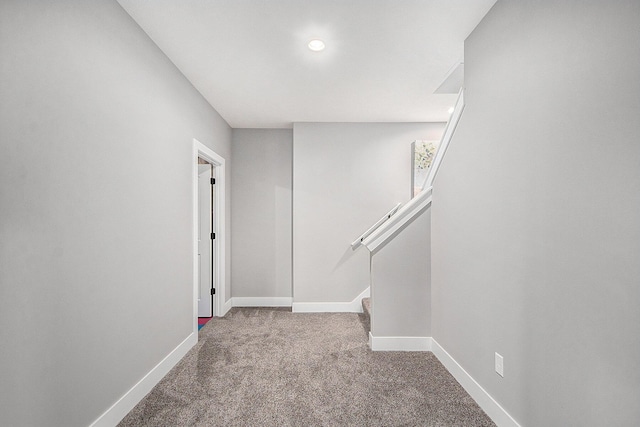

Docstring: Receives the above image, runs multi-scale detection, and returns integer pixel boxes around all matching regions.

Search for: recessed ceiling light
[308,39,325,52]
[448,107,455,114]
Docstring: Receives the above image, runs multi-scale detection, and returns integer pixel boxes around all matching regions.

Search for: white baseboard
[221,298,233,315]
[292,287,370,313]
[232,297,293,307]
[431,339,521,427]
[89,332,197,427]
[369,332,432,351]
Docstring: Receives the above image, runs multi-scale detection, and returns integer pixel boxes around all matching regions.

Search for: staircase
[361,297,371,334]
[349,89,464,351]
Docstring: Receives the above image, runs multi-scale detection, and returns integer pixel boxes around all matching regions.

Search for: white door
[198,163,215,317]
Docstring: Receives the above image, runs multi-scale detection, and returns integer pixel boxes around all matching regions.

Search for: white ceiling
[117,0,496,128]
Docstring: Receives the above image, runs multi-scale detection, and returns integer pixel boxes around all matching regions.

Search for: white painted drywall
[293,123,444,303]
[0,1,231,425]
[231,129,293,298]
[371,207,431,338]
[431,1,640,425]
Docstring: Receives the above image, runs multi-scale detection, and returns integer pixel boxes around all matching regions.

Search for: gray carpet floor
[119,308,495,426]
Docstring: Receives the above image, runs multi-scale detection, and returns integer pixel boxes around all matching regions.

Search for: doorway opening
[193,139,226,336]
[197,157,215,327]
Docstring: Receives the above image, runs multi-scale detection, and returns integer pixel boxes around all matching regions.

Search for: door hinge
[211,232,216,240]
[210,178,216,185]
[211,288,216,295]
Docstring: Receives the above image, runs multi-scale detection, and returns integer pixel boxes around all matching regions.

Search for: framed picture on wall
[411,140,439,197]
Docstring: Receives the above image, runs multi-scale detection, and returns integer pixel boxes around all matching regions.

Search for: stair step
[362,297,371,317]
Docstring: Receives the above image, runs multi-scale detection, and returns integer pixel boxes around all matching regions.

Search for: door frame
[197,162,214,317]
[192,139,226,335]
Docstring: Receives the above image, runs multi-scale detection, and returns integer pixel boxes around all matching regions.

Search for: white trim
[89,332,197,427]
[222,298,233,316]
[431,339,521,427]
[423,88,465,189]
[363,190,432,252]
[292,287,370,313]
[193,139,226,338]
[362,88,465,253]
[232,297,293,307]
[369,333,432,351]
[351,203,401,249]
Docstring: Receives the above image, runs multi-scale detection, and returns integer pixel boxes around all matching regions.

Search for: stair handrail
[361,187,433,252]
[421,87,465,190]
[361,88,465,252]
[351,203,402,249]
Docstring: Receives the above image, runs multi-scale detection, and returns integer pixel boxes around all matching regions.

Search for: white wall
[432,1,640,425]
[231,129,292,299]
[293,123,444,303]
[371,208,431,338]
[0,1,231,425]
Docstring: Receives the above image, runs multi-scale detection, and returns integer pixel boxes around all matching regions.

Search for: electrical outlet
[495,352,504,377]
